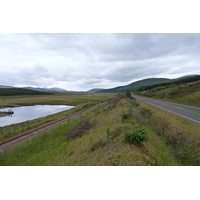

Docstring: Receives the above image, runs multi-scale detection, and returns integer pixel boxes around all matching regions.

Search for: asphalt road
[132,95,200,125]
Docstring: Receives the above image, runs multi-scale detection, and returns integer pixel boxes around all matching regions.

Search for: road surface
[132,95,200,125]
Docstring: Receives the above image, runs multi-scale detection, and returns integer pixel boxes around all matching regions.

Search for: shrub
[121,112,130,120]
[107,93,125,104]
[126,89,133,99]
[124,125,148,144]
[121,109,133,121]
[66,119,94,139]
[169,90,178,96]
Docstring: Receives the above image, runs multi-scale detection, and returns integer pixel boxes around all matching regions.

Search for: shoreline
[0,113,9,118]
[0,111,14,118]
[0,104,20,109]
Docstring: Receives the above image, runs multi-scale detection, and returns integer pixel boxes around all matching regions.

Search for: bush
[124,125,148,144]
[66,119,94,139]
[126,89,133,99]
[107,93,125,104]
[121,112,130,120]
[121,109,133,121]
[169,90,178,96]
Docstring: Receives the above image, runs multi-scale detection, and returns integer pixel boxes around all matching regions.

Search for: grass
[139,101,200,165]
[0,93,114,142]
[1,93,200,166]
[2,94,193,166]
[0,93,114,107]
[136,80,200,107]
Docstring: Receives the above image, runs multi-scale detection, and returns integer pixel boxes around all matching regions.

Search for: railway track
[0,104,101,151]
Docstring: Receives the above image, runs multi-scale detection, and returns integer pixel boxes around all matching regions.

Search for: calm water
[0,105,74,127]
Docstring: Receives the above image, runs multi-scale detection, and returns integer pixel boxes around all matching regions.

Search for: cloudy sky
[0,33,200,91]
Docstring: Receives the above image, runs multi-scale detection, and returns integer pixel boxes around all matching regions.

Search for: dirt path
[0,104,101,151]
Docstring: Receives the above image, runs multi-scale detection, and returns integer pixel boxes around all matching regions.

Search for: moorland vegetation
[1,93,200,166]
[136,79,200,107]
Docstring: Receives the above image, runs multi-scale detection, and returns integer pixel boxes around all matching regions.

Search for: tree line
[0,88,53,96]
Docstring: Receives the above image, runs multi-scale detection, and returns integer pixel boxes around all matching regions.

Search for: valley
[0,75,200,166]
[0,91,200,166]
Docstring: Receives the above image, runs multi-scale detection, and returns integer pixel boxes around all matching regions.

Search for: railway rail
[0,104,101,151]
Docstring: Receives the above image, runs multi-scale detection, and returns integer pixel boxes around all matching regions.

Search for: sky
[0,33,200,91]
[1,1,200,199]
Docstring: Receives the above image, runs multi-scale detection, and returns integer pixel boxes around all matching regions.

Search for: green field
[0,93,114,141]
[0,92,114,107]
[1,93,200,166]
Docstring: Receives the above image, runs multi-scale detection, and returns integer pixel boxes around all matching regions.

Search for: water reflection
[0,105,74,127]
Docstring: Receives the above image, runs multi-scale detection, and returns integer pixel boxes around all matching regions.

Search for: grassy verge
[1,93,199,166]
[136,80,200,107]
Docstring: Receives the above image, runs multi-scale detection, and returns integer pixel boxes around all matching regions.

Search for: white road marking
[176,107,183,109]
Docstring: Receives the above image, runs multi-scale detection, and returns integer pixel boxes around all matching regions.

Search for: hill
[137,75,200,91]
[0,88,53,96]
[0,85,14,89]
[87,88,105,93]
[98,78,171,93]
[137,79,200,107]
[174,74,198,80]
[24,87,68,92]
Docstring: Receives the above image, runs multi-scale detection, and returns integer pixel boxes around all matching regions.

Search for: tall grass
[137,80,200,107]
[0,95,181,166]
[0,93,114,107]
[0,94,113,142]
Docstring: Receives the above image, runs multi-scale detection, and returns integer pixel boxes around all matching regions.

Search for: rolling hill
[0,85,14,89]
[97,75,200,93]
[98,78,171,93]
[137,79,200,107]
[24,87,68,92]
[0,88,53,96]
[87,88,105,93]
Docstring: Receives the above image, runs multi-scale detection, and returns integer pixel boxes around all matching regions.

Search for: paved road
[132,95,200,125]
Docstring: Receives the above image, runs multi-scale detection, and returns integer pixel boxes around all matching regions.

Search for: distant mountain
[87,88,105,93]
[45,87,68,92]
[24,87,68,92]
[0,85,14,88]
[173,74,198,80]
[0,88,52,96]
[98,78,171,93]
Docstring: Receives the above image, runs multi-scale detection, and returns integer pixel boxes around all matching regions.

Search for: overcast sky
[0,33,200,91]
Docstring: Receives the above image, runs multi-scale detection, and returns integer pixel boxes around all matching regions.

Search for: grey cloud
[0,33,200,91]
